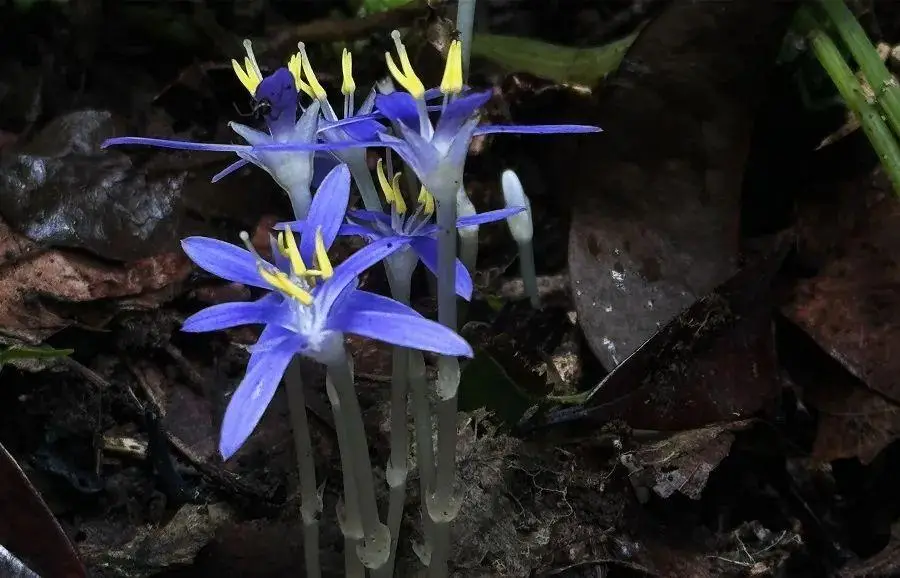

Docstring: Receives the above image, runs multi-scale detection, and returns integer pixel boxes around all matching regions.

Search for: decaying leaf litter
[2,0,900,575]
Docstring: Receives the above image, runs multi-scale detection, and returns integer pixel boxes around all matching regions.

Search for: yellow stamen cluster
[287,52,316,99]
[260,226,335,305]
[417,186,435,216]
[297,43,328,101]
[385,30,425,99]
[232,39,263,95]
[376,158,407,214]
[341,48,356,96]
[440,40,464,95]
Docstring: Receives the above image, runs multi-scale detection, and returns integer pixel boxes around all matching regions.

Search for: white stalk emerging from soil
[384,276,412,577]
[501,169,539,308]
[283,358,323,578]
[325,372,366,578]
[427,186,463,578]
[325,351,392,574]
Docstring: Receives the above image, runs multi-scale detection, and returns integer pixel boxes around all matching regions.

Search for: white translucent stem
[456,0,477,81]
[284,358,322,578]
[408,349,436,560]
[326,352,391,572]
[427,192,462,578]
[324,372,365,578]
[384,280,412,577]
[347,157,384,213]
[517,239,540,308]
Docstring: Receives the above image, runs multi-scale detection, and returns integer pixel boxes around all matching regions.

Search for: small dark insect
[252,98,273,119]
[232,97,273,120]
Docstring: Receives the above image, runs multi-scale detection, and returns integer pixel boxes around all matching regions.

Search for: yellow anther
[282,225,307,277]
[376,158,406,214]
[390,172,407,214]
[287,53,315,99]
[258,267,313,305]
[385,30,425,99]
[298,43,328,101]
[341,48,356,96]
[232,40,263,95]
[376,158,395,203]
[417,186,435,216]
[313,228,334,279]
[440,40,464,95]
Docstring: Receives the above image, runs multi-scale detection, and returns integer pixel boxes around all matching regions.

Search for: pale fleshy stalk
[501,169,539,308]
[325,351,392,574]
[456,0,477,81]
[427,186,463,578]
[408,348,436,566]
[325,372,366,578]
[456,187,479,276]
[283,358,323,578]
[384,277,412,577]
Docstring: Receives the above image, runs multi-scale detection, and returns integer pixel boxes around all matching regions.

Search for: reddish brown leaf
[784,196,900,406]
[0,442,86,578]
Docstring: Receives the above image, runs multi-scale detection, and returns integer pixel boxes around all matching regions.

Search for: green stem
[326,352,391,572]
[817,0,900,139]
[284,358,322,578]
[798,7,900,195]
[324,372,366,578]
[517,239,540,309]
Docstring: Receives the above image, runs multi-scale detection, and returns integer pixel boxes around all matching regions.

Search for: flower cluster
[103,30,600,577]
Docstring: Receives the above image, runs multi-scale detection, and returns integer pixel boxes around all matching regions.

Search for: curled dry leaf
[0,217,191,343]
[620,421,751,500]
[784,195,900,406]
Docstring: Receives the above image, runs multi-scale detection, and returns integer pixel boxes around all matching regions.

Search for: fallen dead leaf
[0,218,191,343]
[621,421,752,500]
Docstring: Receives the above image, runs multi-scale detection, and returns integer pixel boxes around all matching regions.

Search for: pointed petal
[358,89,377,115]
[338,223,380,238]
[219,329,301,459]
[456,207,525,228]
[331,304,473,357]
[103,136,254,153]
[473,124,603,136]
[348,209,392,226]
[293,101,321,143]
[316,235,412,313]
[300,163,351,262]
[212,159,250,183]
[182,293,284,333]
[376,133,427,179]
[410,237,473,300]
[181,237,267,288]
[230,122,272,146]
[433,90,491,145]
[375,92,420,130]
[338,289,424,319]
[311,153,341,188]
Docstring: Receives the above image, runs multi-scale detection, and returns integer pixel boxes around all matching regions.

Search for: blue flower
[278,159,525,300]
[102,41,382,218]
[180,227,473,458]
[375,32,602,200]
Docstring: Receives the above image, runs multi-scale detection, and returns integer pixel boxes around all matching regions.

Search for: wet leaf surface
[564,0,795,371]
[528,237,787,432]
[0,442,86,578]
[784,194,900,406]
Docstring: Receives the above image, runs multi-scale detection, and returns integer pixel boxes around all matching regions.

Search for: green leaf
[0,345,74,365]
[360,0,415,15]
[470,31,638,85]
[458,348,539,427]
